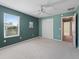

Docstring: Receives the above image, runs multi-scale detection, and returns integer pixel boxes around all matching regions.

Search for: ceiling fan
[32,0,76,16]
[32,0,66,15]
[34,5,50,15]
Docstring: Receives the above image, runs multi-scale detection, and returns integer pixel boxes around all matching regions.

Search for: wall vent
[67,7,75,11]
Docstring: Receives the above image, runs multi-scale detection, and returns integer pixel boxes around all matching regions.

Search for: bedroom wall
[0,5,39,48]
[39,19,42,36]
[39,11,76,46]
[39,12,75,39]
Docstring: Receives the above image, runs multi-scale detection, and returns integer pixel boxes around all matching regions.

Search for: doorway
[61,15,76,47]
[62,17,73,42]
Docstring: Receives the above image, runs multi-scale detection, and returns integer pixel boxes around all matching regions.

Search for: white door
[72,14,76,47]
[42,18,53,39]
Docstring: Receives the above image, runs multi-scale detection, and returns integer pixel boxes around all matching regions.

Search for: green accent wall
[53,15,61,40]
[0,5,39,48]
[39,19,42,36]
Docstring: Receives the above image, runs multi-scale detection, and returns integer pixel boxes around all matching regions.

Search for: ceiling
[0,0,78,18]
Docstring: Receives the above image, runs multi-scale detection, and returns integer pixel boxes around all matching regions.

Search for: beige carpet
[0,37,79,59]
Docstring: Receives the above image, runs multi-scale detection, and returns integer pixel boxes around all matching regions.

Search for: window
[4,13,20,38]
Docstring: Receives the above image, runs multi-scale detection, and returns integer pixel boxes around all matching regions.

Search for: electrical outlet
[4,40,6,43]
[20,37,22,39]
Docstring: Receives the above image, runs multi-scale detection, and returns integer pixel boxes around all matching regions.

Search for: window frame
[4,13,20,38]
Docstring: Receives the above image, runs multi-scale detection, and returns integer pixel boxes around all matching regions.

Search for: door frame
[61,14,76,47]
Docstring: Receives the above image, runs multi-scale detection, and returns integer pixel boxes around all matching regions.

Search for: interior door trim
[61,14,76,48]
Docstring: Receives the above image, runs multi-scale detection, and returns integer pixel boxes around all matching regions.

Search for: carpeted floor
[0,37,79,59]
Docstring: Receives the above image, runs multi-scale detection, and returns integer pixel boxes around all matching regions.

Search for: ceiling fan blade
[43,11,51,15]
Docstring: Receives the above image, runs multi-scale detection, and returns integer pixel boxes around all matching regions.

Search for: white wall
[41,17,53,39]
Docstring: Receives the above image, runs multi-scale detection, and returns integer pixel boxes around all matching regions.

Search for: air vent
[68,7,75,11]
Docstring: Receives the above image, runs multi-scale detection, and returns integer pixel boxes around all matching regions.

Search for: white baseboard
[54,39,62,41]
